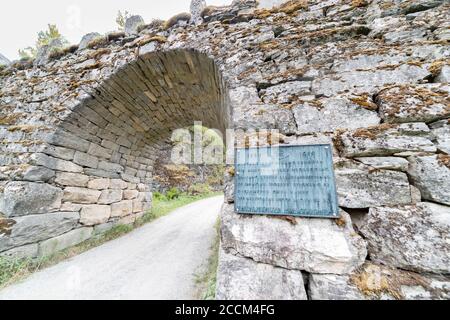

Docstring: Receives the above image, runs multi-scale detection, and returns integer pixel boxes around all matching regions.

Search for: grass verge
[195,217,221,300]
[0,192,222,290]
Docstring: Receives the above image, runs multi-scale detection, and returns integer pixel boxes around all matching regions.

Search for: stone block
[293,97,380,134]
[216,250,308,300]
[220,204,367,274]
[408,155,450,205]
[0,212,80,252]
[55,172,90,187]
[38,227,93,257]
[111,201,133,218]
[88,178,110,190]
[359,203,450,274]
[110,179,128,190]
[80,205,111,226]
[338,123,436,157]
[74,151,99,169]
[98,190,123,205]
[63,187,101,204]
[0,182,63,217]
[32,153,83,173]
[335,160,412,208]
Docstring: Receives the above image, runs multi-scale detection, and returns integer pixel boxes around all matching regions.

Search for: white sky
[0,0,230,61]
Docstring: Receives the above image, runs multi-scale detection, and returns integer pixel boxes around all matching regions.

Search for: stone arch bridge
[1,0,449,299]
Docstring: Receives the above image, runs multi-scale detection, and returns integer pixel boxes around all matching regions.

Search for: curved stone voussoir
[220,203,367,275]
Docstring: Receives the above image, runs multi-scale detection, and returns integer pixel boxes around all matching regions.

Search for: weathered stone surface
[0,182,63,217]
[63,187,101,204]
[78,32,102,50]
[312,65,430,97]
[436,65,450,83]
[117,214,136,225]
[260,81,312,104]
[230,87,297,134]
[42,145,75,161]
[293,97,380,134]
[132,200,144,213]
[216,249,307,300]
[38,227,93,257]
[309,273,365,300]
[32,153,83,173]
[111,200,133,218]
[88,143,112,159]
[309,263,450,300]
[377,84,450,124]
[354,157,409,171]
[55,172,89,187]
[98,190,123,204]
[110,179,128,190]
[73,151,99,169]
[123,190,139,200]
[408,155,450,205]
[93,222,115,235]
[84,168,120,179]
[0,212,79,252]
[0,244,39,259]
[221,204,367,274]
[22,166,55,182]
[430,119,450,154]
[359,203,450,274]
[34,38,64,66]
[338,123,436,157]
[190,0,206,25]
[80,205,111,226]
[124,15,145,35]
[335,160,412,208]
[98,161,123,172]
[88,178,110,190]
[48,131,90,152]
[60,202,82,212]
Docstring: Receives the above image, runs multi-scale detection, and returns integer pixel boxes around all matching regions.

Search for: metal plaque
[235,144,339,218]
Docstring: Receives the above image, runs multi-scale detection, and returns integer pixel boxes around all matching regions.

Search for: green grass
[0,191,222,289]
[195,218,221,300]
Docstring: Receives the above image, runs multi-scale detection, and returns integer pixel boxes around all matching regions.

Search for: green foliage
[36,24,67,47]
[116,10,132,30]
[18,24,68,59]
[166,187,181,200]
[188,183,212,196]
[153,191,166,201]
[18,47,37,60]
[196,218,221,300]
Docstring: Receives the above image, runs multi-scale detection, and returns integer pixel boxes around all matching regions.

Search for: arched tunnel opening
[0,49,230,255]
[53,49,230,226]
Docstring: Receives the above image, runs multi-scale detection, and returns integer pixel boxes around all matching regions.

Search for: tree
[18,24,68,60]
[116,10,132,30]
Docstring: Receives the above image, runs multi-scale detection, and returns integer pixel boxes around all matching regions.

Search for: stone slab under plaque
[234,144,339,218]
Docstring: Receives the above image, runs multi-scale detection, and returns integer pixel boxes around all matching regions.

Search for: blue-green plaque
[235,144,339,218]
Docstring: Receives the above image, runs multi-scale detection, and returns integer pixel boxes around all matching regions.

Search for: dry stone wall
[0,0,449,300]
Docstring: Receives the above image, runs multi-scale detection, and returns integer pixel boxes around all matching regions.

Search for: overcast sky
[0,0,230,61]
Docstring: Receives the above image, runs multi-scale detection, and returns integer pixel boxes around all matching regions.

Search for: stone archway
[0,49,230,256]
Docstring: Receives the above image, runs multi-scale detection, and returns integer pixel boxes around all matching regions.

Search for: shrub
[153,191,166,201]
[166,187,181,200]
[188,183,212,196]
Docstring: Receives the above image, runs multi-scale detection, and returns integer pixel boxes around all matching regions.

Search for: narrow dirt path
[0,196,223,300]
